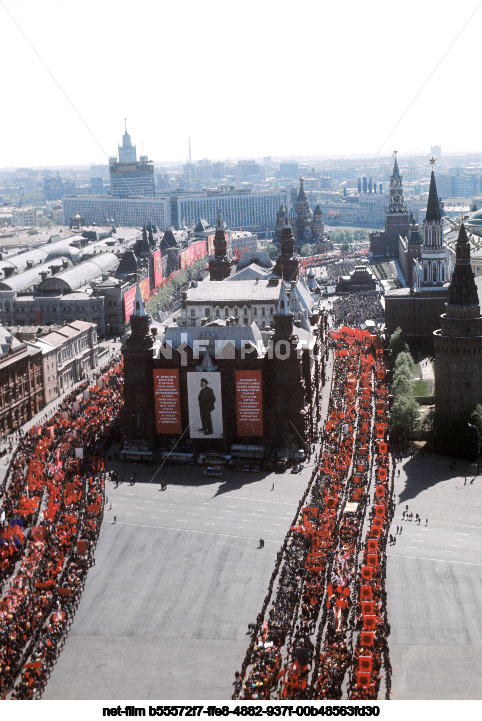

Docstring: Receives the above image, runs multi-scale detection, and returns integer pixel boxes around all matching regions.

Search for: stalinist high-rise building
[109,121,155,198]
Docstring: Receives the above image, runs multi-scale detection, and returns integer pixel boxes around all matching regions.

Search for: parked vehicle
[203,466,222,477]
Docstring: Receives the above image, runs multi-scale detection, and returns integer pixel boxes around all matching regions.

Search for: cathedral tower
[294,176,313,247]
[311,204,325,242]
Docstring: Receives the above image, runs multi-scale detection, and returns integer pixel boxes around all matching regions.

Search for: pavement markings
[169,488,297,507]
[205,522,215,526]
[115,519,283,542]
[388,552,482,567]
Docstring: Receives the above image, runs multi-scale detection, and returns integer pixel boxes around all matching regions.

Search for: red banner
[153,369,182,434]
[181,240,207,270]
[153,249,162,287]
[124,286,136,321]
[235,370,263,437]
[140,277,149,301]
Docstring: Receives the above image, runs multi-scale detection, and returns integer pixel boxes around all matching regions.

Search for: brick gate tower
[434,222,482,421]
[120,284,156,442]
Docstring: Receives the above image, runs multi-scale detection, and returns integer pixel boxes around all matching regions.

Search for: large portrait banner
[187,372,223,439]
[153,369,182,434]
[235,370,263,437]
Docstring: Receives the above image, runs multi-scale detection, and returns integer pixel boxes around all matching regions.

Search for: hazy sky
[1,0,481,168]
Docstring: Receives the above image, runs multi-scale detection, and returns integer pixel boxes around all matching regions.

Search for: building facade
[175,190,288,232]
[0,326,43,434]
[62,195,171,228]
[33,320,98,400]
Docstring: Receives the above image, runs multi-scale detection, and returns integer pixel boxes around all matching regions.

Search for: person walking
[113,516,117,524]
[258,538,264,549]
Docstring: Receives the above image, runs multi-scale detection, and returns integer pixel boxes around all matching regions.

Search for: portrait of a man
[198,378,215,435]
[187,372,223,439]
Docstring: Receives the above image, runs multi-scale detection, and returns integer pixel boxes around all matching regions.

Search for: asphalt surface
[42,461,318,700]
[386,452,481,699]
[16,338,481,701]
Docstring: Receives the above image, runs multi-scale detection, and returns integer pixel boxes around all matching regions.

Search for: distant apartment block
[62,195,171,228]
[175,190,288,232]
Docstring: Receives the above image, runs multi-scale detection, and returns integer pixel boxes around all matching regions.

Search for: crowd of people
[234,327,394,700]
[0,357,124,699]
[333,292,384,328]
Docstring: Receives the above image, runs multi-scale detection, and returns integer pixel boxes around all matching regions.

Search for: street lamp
[467,423,480,474]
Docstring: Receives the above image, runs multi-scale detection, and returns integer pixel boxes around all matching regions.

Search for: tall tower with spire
[293,176,313,247]
[273,204,287,244]
[266,281,307,449]
[273,222,299,282]
[434,222,482,433]
[109,121,155,198]
[120,284,157,442]
[208,211,232,281]
[118,119,137,162]
[385,151,410,256]
[414,160,448,288]
[311,204,325,241]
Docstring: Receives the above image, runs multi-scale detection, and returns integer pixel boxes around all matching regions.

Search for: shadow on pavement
[397,451,473,504]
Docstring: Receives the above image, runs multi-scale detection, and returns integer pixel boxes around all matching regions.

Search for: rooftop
[185,279,281,303]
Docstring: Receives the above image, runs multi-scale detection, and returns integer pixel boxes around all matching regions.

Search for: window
[261,307,265,316]
[253,306,257,315]
[190,309,196,317]
[205,307,211,315]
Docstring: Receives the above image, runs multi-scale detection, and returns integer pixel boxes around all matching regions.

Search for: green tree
[470,404,482,432]
[394,351,414,374]
[265,243,279,260]
[390,395,420,442]
[392,372,411,398]
[389,327,410,361]
[38,215,53,227]
[300,243,313,257]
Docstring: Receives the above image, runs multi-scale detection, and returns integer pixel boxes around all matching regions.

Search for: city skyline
[0,0,481,168]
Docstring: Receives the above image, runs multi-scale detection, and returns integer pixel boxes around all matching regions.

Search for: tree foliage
[265,243,279,260]
[389,327,410,361]
[300,243,313,257]
[390,395,420,442]
[392,372,411,398]
[394,351,414,374]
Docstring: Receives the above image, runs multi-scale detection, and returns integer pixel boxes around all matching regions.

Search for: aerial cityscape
[0,0,480,714]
